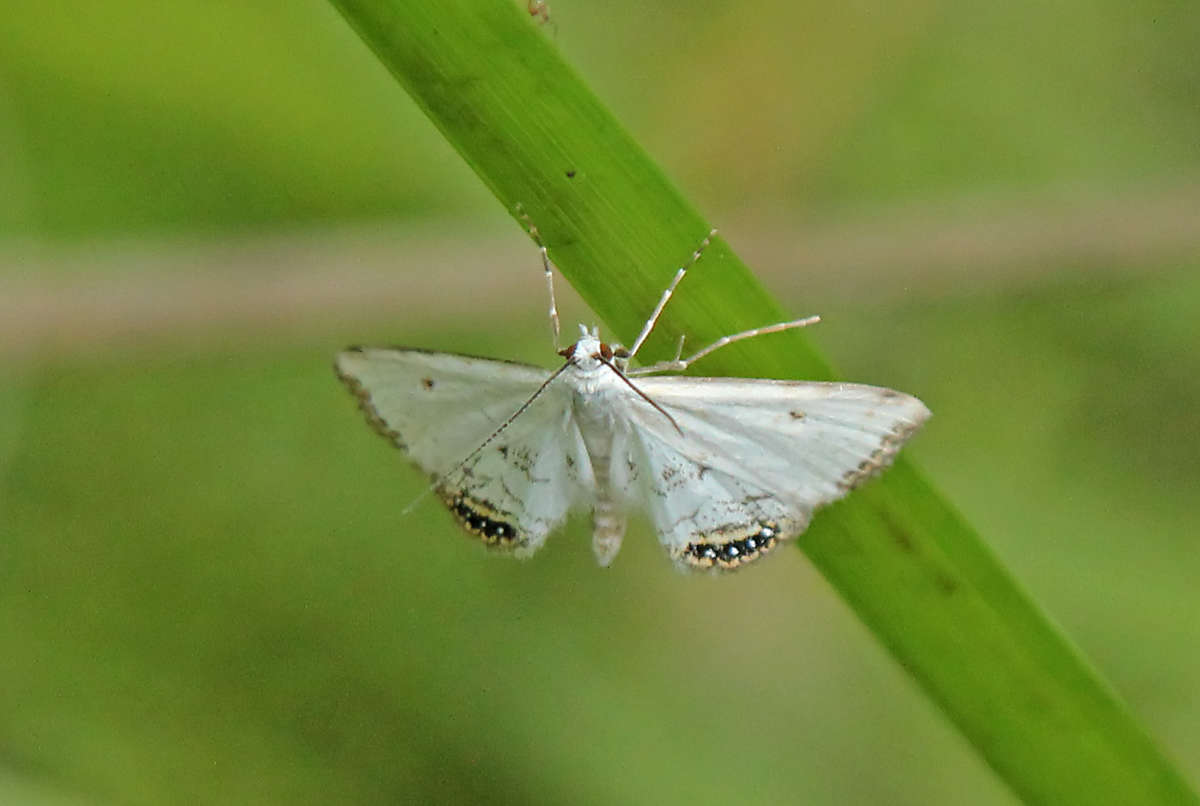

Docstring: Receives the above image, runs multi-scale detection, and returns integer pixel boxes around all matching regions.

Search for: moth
[335,228,929,571]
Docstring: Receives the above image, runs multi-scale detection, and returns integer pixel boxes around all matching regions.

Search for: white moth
[335,228,930,571]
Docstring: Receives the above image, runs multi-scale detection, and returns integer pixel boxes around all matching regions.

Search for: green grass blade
[327,1,1200,803]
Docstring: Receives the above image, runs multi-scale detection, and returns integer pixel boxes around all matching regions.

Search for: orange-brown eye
[558,344,577,359]
[599,342,613,360]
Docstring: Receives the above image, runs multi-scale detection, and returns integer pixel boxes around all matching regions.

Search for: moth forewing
[335,347,548,470]
[335,347,588,553]
[625,377,930,570]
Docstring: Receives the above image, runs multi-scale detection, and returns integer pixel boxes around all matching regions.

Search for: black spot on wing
[676,520,784,571]
[439,489,527,550]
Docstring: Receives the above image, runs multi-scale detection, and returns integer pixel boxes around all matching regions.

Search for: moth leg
[627,315,821,376]
[515,203,560,348]
[626,228,718,362]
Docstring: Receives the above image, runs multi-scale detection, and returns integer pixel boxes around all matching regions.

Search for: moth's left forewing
[638,377,930,498]
[630,377,930,571]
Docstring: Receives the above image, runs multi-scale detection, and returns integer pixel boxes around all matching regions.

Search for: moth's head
[559,324,629,372]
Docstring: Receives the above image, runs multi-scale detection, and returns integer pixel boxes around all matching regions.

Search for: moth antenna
[399,484,436,518]
[596,356,683,436]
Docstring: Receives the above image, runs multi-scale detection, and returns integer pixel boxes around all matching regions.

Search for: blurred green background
[2,0,1198,803]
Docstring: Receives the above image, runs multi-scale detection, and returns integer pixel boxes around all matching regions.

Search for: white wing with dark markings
[335,347,589,555]
[627,377,930,569]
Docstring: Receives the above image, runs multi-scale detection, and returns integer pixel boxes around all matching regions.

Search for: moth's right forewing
[335,347,588,556]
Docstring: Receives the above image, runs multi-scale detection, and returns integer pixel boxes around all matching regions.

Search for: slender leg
[516,204,560,347]
[626,267,685,361]
[626,228,718,362]
[628,315,822,376]
[537,244,559,348]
